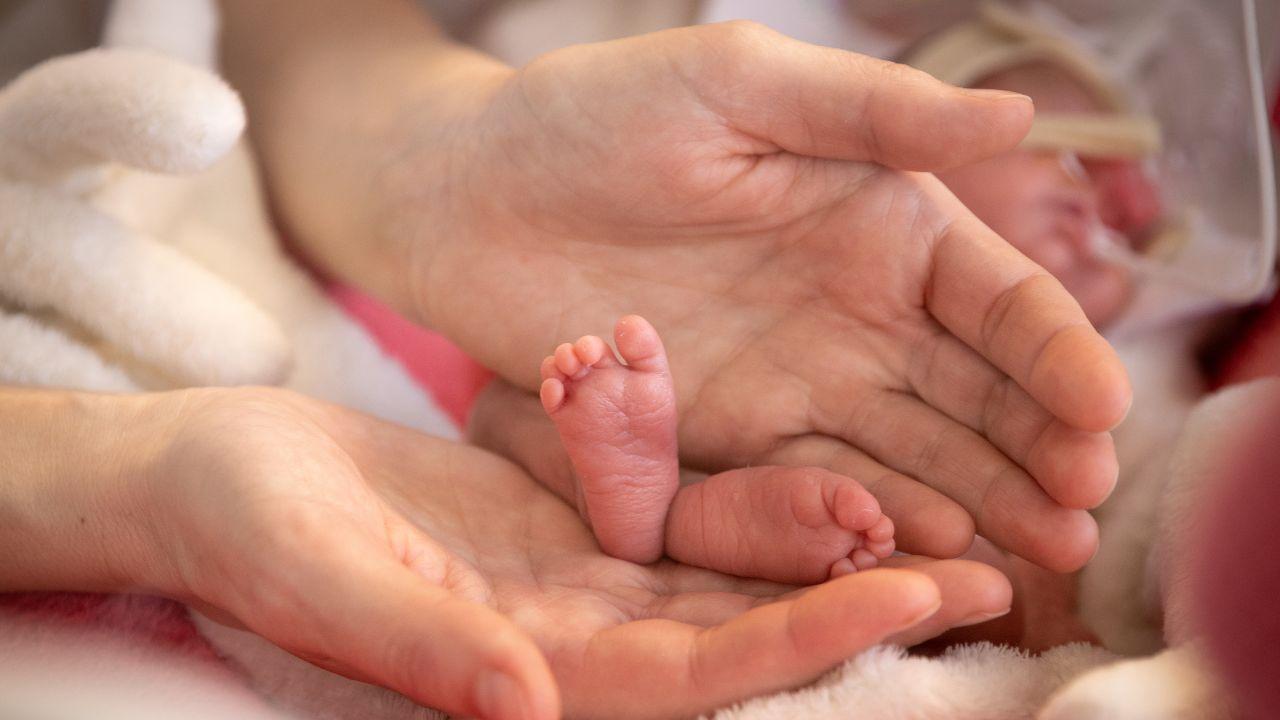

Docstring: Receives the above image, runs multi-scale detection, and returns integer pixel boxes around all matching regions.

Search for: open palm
[151,388,1009,720]
[340,395,1012,719]
[417,23,1130,571]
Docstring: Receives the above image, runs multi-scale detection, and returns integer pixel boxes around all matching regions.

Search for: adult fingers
[921,182,1132,432]
[648,558,1010,641]
[236,531,559,720]
[905,325,1119,509]
[877,557,1013,647]
[564,569,941,719]
[674,21,1034,170]
[832,387,1099,572]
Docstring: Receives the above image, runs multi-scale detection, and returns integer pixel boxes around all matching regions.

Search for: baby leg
[665,466,895,584]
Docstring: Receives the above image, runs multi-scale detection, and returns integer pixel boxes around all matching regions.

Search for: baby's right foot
[664,466,896,584]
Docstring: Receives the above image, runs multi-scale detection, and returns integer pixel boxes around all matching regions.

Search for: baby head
[935,62,1160,328]
[902,5,1164,329]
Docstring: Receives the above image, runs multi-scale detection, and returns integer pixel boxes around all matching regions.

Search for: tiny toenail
[851,508,879,529]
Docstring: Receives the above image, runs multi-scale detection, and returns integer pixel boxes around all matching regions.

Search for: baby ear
[0,48,244,184]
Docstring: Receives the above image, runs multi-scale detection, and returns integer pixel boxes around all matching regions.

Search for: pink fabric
[0,592,221,664]
[330,284,492,425]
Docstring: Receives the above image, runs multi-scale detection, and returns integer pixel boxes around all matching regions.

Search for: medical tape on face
[1021,113,1162,158]
[900,0,1274,304]
[905,2,1128,108]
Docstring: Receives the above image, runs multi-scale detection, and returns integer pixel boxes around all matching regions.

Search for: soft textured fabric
[330,285,492,427]
[0,594,293,720]
[712,644,1116,720]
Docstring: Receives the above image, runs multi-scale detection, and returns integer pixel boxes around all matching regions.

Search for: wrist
[0,388,176,594]
[220,0,514,322]
[371,49,516,326]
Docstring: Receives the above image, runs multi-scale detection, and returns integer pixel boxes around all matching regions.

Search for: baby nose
[1083,158,1163,243]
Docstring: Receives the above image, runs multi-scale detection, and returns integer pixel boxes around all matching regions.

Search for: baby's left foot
[539,315,680,564]
[664,466,896,584]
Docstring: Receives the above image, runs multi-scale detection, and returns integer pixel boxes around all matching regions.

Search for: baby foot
[540,315,679,564]
[664,466,896,584]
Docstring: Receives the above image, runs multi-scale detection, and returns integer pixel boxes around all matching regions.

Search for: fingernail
[960,88,1033,105]
[908,598,944,626]
[1119,392,1134,425]
[475,670,529,720]
[956,608,1011,627]
[1087,536,1102,564]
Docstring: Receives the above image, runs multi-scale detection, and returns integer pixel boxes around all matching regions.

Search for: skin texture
[540,315,895,582]
[32,386,1014,720]
[666,466,896,583]
[429,31,1127,575]
[223,2,1132,574]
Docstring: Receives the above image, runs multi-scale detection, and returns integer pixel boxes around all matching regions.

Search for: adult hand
[134,387,1010,719]
[406,23,1130,572]
[224,4,1130,571]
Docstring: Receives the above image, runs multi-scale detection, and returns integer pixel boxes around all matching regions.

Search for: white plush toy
[0,17,286,391]
[0,0,452,437]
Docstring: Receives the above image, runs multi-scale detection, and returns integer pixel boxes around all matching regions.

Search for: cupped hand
[138,387,1010,719]
[404,22,1130,571]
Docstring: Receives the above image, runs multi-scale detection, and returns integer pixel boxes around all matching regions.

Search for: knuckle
[875,58,924,84]
[707,19,773,46]
[979,274,1040,352]
[691,19,779,67]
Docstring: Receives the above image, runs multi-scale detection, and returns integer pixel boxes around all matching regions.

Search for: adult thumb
[243,534,560,720]
[683,21,1034,171]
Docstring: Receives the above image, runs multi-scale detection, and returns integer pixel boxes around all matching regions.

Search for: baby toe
[866,516,894,544]
[829,557,858,580]
[850,548,879,571]
[541,355,565,382]
[540,378,566,413]
[614,315,668,372]
[832,480,882,531]
[864,538,896,559]
[573,334,610,367]
[554,342,584,377]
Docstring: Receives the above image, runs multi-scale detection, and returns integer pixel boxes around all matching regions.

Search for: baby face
[936,63,1161,329]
